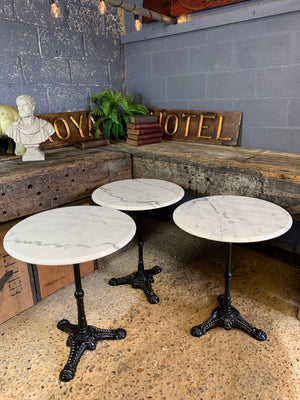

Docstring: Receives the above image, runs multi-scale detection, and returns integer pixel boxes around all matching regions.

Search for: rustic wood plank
[0,147,132,223]
[103,141,300,220]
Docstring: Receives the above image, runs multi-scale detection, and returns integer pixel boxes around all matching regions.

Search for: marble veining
[173,195,293,243]
[3,206,136,265]
[92,179,185,211]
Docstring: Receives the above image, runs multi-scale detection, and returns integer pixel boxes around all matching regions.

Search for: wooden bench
[0,147,131,223]
[103,141,300,221]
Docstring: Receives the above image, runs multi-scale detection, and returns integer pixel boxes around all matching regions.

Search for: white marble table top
[92,179,185,211]
[173,196,293,243]
[3,206,136,266]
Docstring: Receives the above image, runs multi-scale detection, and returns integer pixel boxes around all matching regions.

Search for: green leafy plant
[90,89,148,141]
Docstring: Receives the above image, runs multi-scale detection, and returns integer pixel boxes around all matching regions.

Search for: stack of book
[126,115,162,146]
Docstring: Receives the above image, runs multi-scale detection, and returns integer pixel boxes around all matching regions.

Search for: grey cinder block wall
[0,0,125,113]
[124,0,300,154]
[1,0,299,153]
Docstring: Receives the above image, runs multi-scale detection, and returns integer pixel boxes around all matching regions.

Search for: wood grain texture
[103,141,300,220]
[0,147,132,223]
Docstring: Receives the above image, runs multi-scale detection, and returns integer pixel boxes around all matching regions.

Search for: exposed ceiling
[142,0,251,22]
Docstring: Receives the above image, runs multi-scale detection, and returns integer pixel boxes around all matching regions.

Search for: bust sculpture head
[5,94,55,161]
[16,95,35,120]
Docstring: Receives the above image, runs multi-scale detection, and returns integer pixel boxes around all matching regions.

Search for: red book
[126,122,162,130]
[126,137,162,146]
[127,127,162,135]
[127,132,162,141]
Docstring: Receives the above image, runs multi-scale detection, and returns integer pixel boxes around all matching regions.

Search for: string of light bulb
[50,0,61,19]
[50,0,182,31]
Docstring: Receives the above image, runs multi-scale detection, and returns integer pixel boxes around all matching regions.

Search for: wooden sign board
[0,227,35,324]
[149,108,242,146]
[37,110,102,149]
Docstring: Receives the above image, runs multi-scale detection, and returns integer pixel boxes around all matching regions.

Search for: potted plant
[90,89,148,141]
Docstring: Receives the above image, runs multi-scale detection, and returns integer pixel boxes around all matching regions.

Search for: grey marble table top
[4,206,136,265]
[173,195,293,243]
[92,179,185,211]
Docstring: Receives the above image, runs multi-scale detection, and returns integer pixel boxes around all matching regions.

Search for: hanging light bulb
[177,15,189,24]
[98,0,106,15]
[134,14,142,31]
[49,0,61,19]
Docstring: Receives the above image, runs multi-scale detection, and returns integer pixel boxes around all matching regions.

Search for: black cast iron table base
[191,243,267,341]
[109,240,161,304]
[190,294,267,341]
[58,264,126,382]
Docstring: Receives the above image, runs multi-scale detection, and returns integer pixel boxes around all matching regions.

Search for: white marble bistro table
[3,206,136,382]
[173,195,293,341]
[92,179,185,304]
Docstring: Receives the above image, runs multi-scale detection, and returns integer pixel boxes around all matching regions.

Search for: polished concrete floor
[0,214,299,400]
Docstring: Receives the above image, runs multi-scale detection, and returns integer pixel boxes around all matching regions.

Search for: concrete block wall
[124,1,300,153]
[0,0,125,113]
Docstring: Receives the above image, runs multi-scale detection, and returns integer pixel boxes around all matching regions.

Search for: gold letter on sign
[70,115,85,138]
[53,118,71,140]
[197,114,213,139]
[182,113,196,137]
[216,115,232,141]
[164,113,179,135]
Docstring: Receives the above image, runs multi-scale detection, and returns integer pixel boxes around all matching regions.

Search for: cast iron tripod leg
[190,295,266,340]
[109,240,161,304]
[191,243,267,341]
[57,264,126,382]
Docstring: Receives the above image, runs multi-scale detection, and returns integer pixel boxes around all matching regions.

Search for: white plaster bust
[5,95,55,161]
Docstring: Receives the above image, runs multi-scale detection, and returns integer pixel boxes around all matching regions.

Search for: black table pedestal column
[57,263,126,382]
[190,243,267,341]
[109,213,161,304]
[109,239,161,304]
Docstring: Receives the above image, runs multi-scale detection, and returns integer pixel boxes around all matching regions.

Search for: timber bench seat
[0,147,132,223]
[1,140,299,223]
[103,141,300,222]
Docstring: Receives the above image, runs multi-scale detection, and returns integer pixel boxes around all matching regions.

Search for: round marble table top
[92,179,185,211]
[3,206,136,266]
[173,195,293,243]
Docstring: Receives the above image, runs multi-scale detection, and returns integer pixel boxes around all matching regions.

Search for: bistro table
[92,179,184,304]
[3,206,136,382]
[173,195,293,341]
